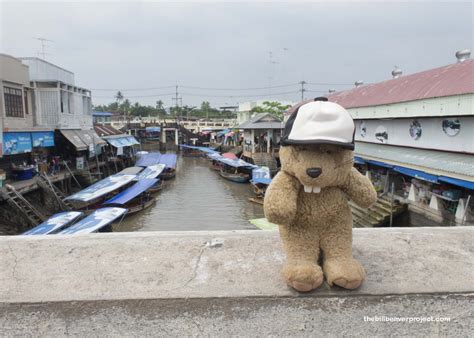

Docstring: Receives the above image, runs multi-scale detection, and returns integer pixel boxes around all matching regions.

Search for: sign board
[32,131,55,148]
[3,132,33,155]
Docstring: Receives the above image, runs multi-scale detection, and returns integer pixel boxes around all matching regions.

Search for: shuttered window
[4,87,24,118]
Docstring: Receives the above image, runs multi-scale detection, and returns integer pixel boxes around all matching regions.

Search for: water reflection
[115,155,263,231]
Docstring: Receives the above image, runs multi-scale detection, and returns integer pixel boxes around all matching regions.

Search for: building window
[4,86,24,118]
[24,89,29,115]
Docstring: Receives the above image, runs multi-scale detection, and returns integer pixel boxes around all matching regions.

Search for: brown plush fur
[264,144,377,292]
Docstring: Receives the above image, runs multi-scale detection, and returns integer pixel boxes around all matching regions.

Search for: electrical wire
[179,83,299,91]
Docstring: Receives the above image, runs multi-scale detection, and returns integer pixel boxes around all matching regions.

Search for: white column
[251,129,255,153]
[429,194,439,210]
[175,128,179,145]
[408,184,416,202]
[267,129,271,153]
[455,198,467,221]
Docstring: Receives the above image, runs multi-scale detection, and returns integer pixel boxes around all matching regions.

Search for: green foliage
[250,101,291,120]
[93,97,237,119]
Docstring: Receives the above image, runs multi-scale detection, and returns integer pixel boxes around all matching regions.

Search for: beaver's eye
[325,150,332,155]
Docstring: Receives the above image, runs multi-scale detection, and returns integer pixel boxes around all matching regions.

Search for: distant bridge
[109,116,236,132]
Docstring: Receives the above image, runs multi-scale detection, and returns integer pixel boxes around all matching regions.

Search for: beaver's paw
[323,257,365,290]
[282,260,324,292]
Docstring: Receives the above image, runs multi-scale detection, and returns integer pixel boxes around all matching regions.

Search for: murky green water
[115,155,263,231]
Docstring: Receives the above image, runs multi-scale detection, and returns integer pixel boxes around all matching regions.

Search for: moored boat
[58,207,128,234]
[219,170,250,183]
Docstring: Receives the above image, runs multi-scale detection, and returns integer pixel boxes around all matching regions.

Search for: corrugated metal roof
[355,142,474,181]
[94,125,123,137]
[328,60,474,108]
[238,113,284,130]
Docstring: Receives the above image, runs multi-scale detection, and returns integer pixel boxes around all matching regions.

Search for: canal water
[115,155,263,232]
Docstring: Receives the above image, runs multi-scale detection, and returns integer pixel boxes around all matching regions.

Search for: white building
[20,57,93,130]
[328,50,473,225]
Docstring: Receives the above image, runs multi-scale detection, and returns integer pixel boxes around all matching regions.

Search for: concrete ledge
[1,227,473,335]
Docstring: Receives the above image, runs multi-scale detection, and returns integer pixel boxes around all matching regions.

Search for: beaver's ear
[279,146,297,164]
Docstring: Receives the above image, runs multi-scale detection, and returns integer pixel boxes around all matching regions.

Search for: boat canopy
[180,144,218,154]
[104,135,140,148]
[59,207,128,234]
[222,153,238,159]
[159,153,178,169]
[207,152,223,160]
[22,211,83,235]
[119,166,144,175]
[217,157,258,169]
[103,179,158,205]
[65,174,136,202]
[252,177,272,185]
[136,152,162,167]
[252,167,271,180]
[135,164,165,180]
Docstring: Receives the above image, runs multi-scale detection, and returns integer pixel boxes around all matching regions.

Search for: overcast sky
[1,1,472,108]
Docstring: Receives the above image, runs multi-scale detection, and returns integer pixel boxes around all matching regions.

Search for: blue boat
[135,152,162,167]
[21,211,84,235]
[58,207,128,234]
[158,154,178,180]
[249,167,272,204]
[103,178,159,215]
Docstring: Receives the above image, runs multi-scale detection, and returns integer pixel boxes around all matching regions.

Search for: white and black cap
[281,97,355,150]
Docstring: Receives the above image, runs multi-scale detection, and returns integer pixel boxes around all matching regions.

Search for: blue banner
[32,131,55,148]
[3,132,33,155]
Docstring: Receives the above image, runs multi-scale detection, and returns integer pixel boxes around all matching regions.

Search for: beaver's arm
[341,167,377,208]
[264,170,300,225]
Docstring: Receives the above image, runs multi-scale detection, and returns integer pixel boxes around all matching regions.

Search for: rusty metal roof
[94,124,123,137]
[328,60,474,108]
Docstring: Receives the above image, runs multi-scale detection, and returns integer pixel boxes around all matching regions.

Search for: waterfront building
[328,50,473,226]
[238,113,284,171]
[92,111,112,125]
[0,54,57,178]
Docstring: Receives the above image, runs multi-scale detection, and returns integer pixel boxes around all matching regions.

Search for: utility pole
[33,37,53,60]
[171,84,182,119]
[300,80,306,101]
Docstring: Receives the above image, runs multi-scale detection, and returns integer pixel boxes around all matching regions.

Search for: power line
[93,92,176,99]
[180,82,299,91]
[306,82,353,86]
[91,85,176,91]
[180,90,299,98]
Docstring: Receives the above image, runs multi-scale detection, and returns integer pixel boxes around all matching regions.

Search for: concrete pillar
[175,128,179,146]
[455,198,467,221]
[161,127,166,143]
[251,129,255,153]
[267,129,271,153]
[429,194,439,210]
[408,184,416,202]
[365,170,371,180]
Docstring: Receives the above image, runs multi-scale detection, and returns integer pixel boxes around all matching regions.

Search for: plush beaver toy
[264,97,377,292]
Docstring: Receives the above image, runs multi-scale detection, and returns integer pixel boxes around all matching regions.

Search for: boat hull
[219,170,250,183]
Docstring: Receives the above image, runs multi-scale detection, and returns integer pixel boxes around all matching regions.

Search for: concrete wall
[1,227,472,335]
[20,57,75,85]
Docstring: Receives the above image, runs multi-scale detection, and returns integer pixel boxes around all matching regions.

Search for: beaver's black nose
[306,167,322,178]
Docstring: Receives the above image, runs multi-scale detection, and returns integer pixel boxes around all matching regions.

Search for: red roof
[327,60,474,108]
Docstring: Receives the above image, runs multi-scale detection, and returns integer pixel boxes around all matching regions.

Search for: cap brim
[280,138,355,150]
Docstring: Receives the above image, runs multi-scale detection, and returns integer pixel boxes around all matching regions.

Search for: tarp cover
[251,177,272,185]
[180,145,218,154]
[104,179,158,205]
[105,135,140,147]
[135,164,166,180]
[65,174,136,202]
[159,154,178,169]
[135,152,162,167]
[252,167,271,180]
[217,157,258,169]
[119,167,144,175]
[22,211,83,235]
[59,207,127,234]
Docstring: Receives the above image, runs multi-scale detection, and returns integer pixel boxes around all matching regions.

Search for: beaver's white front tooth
[313,186,321,193]
[304,185,312,193]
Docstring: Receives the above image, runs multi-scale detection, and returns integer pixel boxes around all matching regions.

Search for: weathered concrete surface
[1,227,473,335]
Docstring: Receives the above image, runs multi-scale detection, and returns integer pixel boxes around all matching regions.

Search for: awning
[145,126,161,132]
[136,152,162,167]
[105,135,140,147]
[179,144,218,154]
[103,179,158,205]
[65,173,136,202]
[81,130,107,147]
[159,154,178,169]
[438,177,474,190]
[354,156,366,165]
[60,130,87,151]
[59,207,127,234]
[393,166,439,184]
[22,211,83,235]
[355,142,474,181]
